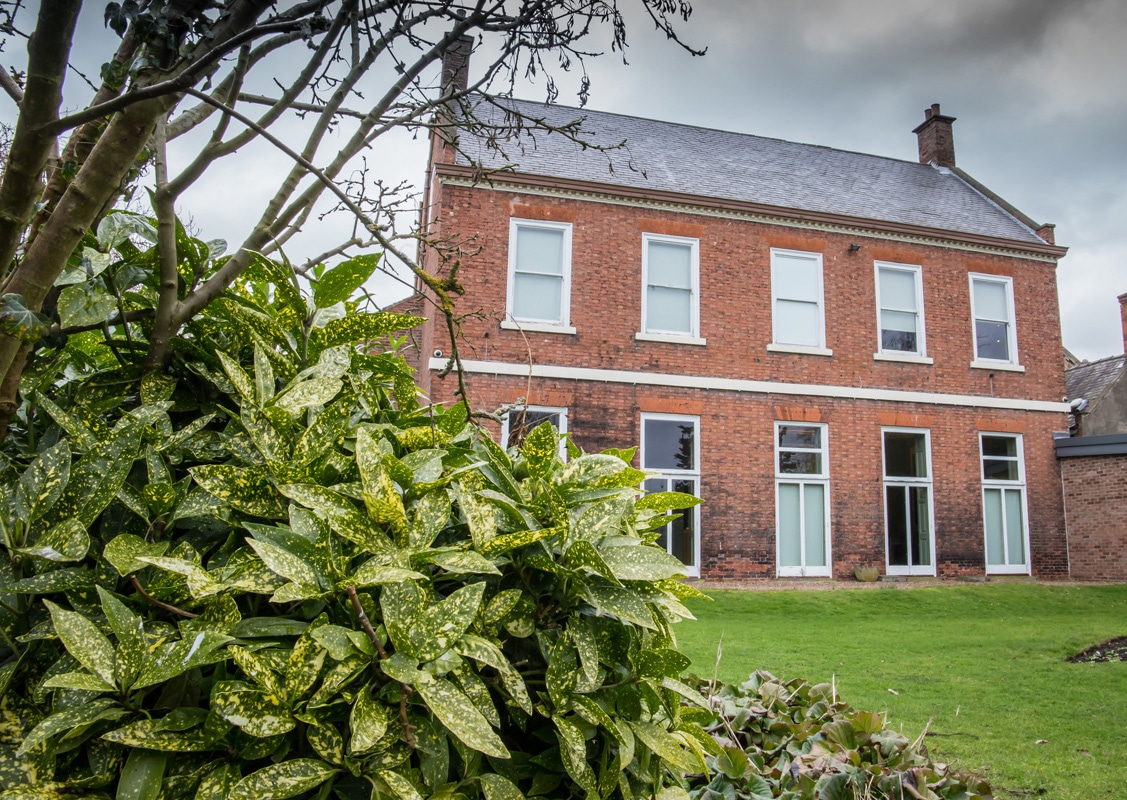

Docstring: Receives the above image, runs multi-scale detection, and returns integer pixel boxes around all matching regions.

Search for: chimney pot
[1118,291,1127,354]
[912,102,957,168]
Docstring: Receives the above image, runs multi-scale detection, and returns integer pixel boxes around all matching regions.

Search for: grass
[676,583,1127,800]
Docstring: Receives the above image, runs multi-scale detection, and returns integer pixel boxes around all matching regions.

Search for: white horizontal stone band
[428,358,1069,414]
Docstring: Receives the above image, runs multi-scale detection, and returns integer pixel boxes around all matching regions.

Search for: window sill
[767,343,833,357]
[970,360,1025,373]
[635,332,707,346]
[500,320,577,335]
[873,352,934,365]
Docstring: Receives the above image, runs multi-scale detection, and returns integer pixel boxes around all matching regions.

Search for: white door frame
[979,432,1032,575]
[881,427,936,576]
[774,421,832,578]
[640,412,701,578]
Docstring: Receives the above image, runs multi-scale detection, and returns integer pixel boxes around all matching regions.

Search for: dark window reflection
[507,409,559,449]
[884,432,927,478]
[975,320,1009,360]
[644,420,695,470]
[881,329,917,352]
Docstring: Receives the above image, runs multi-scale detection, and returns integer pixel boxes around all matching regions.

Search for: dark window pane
[982,436,1017,458]
[983,459,1019,481]
[778,424,820,449]
[779,451,822,475]
[644,420,695,470]
[881,329,917,352]
[643,478,667,494]
[975,320,1010,360]
[883,432,927,478]
[506,409,559,448]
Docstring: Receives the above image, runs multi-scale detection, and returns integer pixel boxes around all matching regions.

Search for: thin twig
[345,584,415,748]
[130,575,199,618]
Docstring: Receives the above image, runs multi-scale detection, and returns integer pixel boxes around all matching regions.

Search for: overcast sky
[3,0,1125,361]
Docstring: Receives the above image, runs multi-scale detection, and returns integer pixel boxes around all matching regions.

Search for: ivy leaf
[13,440,70,523]
[15,518,88,562]
[0,294,49,344]
[44,600,117,688]
[230,759,337,800]
[413,677,509,758]
[313,253,381,308]
[57,283,117,329]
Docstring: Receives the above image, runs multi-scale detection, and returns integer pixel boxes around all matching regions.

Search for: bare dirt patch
[1068,637,1127,663]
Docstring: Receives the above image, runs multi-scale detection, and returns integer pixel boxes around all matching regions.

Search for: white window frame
[636,233,705,345]
[881,427,936,576]
[503,218,575,334]
[501,405,568,458]
[968,273,1022,371]
[873,261,932,363]
[640,413,701,578]
[979,432,1031,575]
[768,248,831,356]
[774,422,832,578]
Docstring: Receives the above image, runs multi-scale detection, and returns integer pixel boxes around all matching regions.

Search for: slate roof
[454,98,1046,245]
[1066,355,1125,403]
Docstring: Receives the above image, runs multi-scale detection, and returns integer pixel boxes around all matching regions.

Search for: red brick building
[407,51,1071,581]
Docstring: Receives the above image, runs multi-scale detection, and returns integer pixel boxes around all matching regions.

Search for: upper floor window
[970,274,1018,366]
[640,233,700,340]
[770,249,826,351]
[875,262,927,358]
[505,219,572,331]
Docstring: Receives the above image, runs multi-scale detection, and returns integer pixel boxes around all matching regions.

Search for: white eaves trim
[428,358,1069,414]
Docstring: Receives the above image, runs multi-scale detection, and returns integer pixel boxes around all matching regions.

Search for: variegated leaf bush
[0,228,709,800]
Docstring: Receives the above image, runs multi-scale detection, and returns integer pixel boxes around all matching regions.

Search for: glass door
[882,429,935,576]
[775,422,831,577]
[641,414,700,577]
[980,434,1030,574]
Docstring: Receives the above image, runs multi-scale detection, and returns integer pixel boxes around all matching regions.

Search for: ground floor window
[501,406,567,457]
[882,428,935,575]
[980,433,1030,574]
[775,422,831,577]
[641,413,700,577]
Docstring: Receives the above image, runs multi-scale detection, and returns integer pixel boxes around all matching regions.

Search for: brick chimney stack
[1119,292,1127,353]
[441,35,473,92]
[913,103,957,168]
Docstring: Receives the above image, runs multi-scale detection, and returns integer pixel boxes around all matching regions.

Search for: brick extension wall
[1060,453,1127,582]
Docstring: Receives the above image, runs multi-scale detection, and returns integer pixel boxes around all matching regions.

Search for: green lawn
[676,583,1127,800]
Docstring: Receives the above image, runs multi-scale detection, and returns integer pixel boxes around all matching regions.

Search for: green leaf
[584,585,657,630]
[115,747,166,800]
[427,550,501,576]
[349,684,387,754]
[190,465,284,517]
[455,634,532,714]
[660,677,710,709]
[274,376,343,415]
[136,555,224,598]
[378,770,423,800]
[634,648,691,680]
[313,312,423,348]
[414,677,509,758]
[520,421,559,479]
[546,635,579,711]
[479,773,526,800]
[246,537,326,589]
[57,284,116,329]
[102,717,226,751]
[15,518,88,562]
[410,490,451,548]
[254,344,275,404]
[41,670,114,692]
[231,617,309,638]
[477,526,559,556]
[460,487,497,549]
[636,491,703,512]
[230,759,337,800]
[217,350,257,407]
[278,483,392,554]
[628,720,699,774]
[97,586,146,690]
[44,600,116,687]
[599,544,688,581]
[213,683,294,737]
[349,562,427,587]
[18,698,118,754]
[45,418,142,528]
[386,582,484,661]
[554,715,597,795]
[0,294,50,343]
[14,440,70,523]
[103,534,170,576]
[133,630,231,689]
[565,541,618,584]
[313,253,381,308]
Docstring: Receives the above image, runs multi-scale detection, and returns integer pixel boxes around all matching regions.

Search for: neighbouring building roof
[1066,354,1125,403]
[452,97,1047,246]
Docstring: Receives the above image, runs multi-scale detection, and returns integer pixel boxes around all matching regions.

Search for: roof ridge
[1066,353,1126,371]
[501,96,931,170]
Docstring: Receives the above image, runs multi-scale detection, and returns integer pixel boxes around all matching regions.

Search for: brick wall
[410,180,1070,581]
[1060,453,1127,582]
